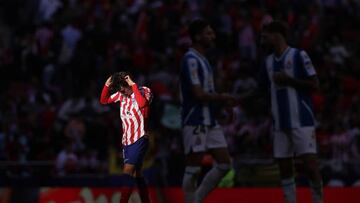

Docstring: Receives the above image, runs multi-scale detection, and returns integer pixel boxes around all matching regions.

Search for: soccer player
[180,19,236,203]
[100,72,152,203]
[259,21,323,203]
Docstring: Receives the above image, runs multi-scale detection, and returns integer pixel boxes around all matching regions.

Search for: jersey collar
[189,48,206,60]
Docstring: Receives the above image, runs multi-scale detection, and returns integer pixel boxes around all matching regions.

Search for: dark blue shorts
[123,136,149,169]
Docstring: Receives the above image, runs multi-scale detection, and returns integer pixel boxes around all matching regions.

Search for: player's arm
[288,75,319,91]
[273,51,319,91]
[192,85,234,103]
[273,73,319,91]
[100,76,121,104]
[124,75,149,108]
[184,57,235,104]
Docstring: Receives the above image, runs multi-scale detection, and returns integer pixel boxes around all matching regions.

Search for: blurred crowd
[0,0,359,186]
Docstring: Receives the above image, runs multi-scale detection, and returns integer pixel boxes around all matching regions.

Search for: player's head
[111,71,133,96]
[261,20,289,48]
[188,19,216,49]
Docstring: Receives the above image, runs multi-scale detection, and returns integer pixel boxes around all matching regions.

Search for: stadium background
[0,0,359,202]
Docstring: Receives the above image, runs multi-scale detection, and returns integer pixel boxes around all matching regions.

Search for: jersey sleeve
[99,85,121,104]
[299,50,316,77]
[132,84,152,108]
[183,56,201,85]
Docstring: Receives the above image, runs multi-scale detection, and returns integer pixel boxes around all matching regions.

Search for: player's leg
[134,169,150,203]
[121,164,136,203]
[183,152,205,203]
[182,125,206,203]
[120,137,149,203]
[294,127,323,203]
[134,137,150,203]
[274,130,297,203]
[299,153,323,203]
[194,125,231,203]
[277,158,296,203]
[193,147,231,203]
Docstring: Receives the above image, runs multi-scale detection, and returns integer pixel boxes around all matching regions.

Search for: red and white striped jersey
[100,84,152,146]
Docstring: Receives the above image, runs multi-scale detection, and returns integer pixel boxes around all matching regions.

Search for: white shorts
[273,126,317,158]
[183,125,227,154]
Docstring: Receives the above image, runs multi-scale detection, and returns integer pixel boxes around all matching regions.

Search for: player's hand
[124,75,135,86]
[105,76,112,87]
[273,71,292,86]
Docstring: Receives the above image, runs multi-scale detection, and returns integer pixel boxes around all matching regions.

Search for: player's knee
[123,164,136,176]
[183,166,201,190]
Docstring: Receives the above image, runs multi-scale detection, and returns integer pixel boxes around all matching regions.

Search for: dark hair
[188,19,210,43]
[110,71,130,92]
[262,20,289,40]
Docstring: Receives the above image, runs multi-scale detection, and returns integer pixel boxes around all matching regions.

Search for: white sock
[182,166,201,203]
[194,164,230,203]
[309,180,323,203]
[281,177,296,203]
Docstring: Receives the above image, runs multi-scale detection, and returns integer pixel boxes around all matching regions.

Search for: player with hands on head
[100,71,152,203]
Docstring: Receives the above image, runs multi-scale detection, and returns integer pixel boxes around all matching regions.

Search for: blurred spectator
[238,22,257,60]
[55,140,79,176]
[58,23,82,65]
[329,37,351,66]
[37,0,63,22]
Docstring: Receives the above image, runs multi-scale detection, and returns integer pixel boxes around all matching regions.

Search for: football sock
[281,177,296,203]
[136,177,150,203]
[120,174,136,203]
[194,164,230,203]
[309,180,323,203]
[182,166,201,203]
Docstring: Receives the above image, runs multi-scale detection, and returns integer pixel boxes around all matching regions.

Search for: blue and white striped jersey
[262,47,317,130]
[180,48,217,126]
